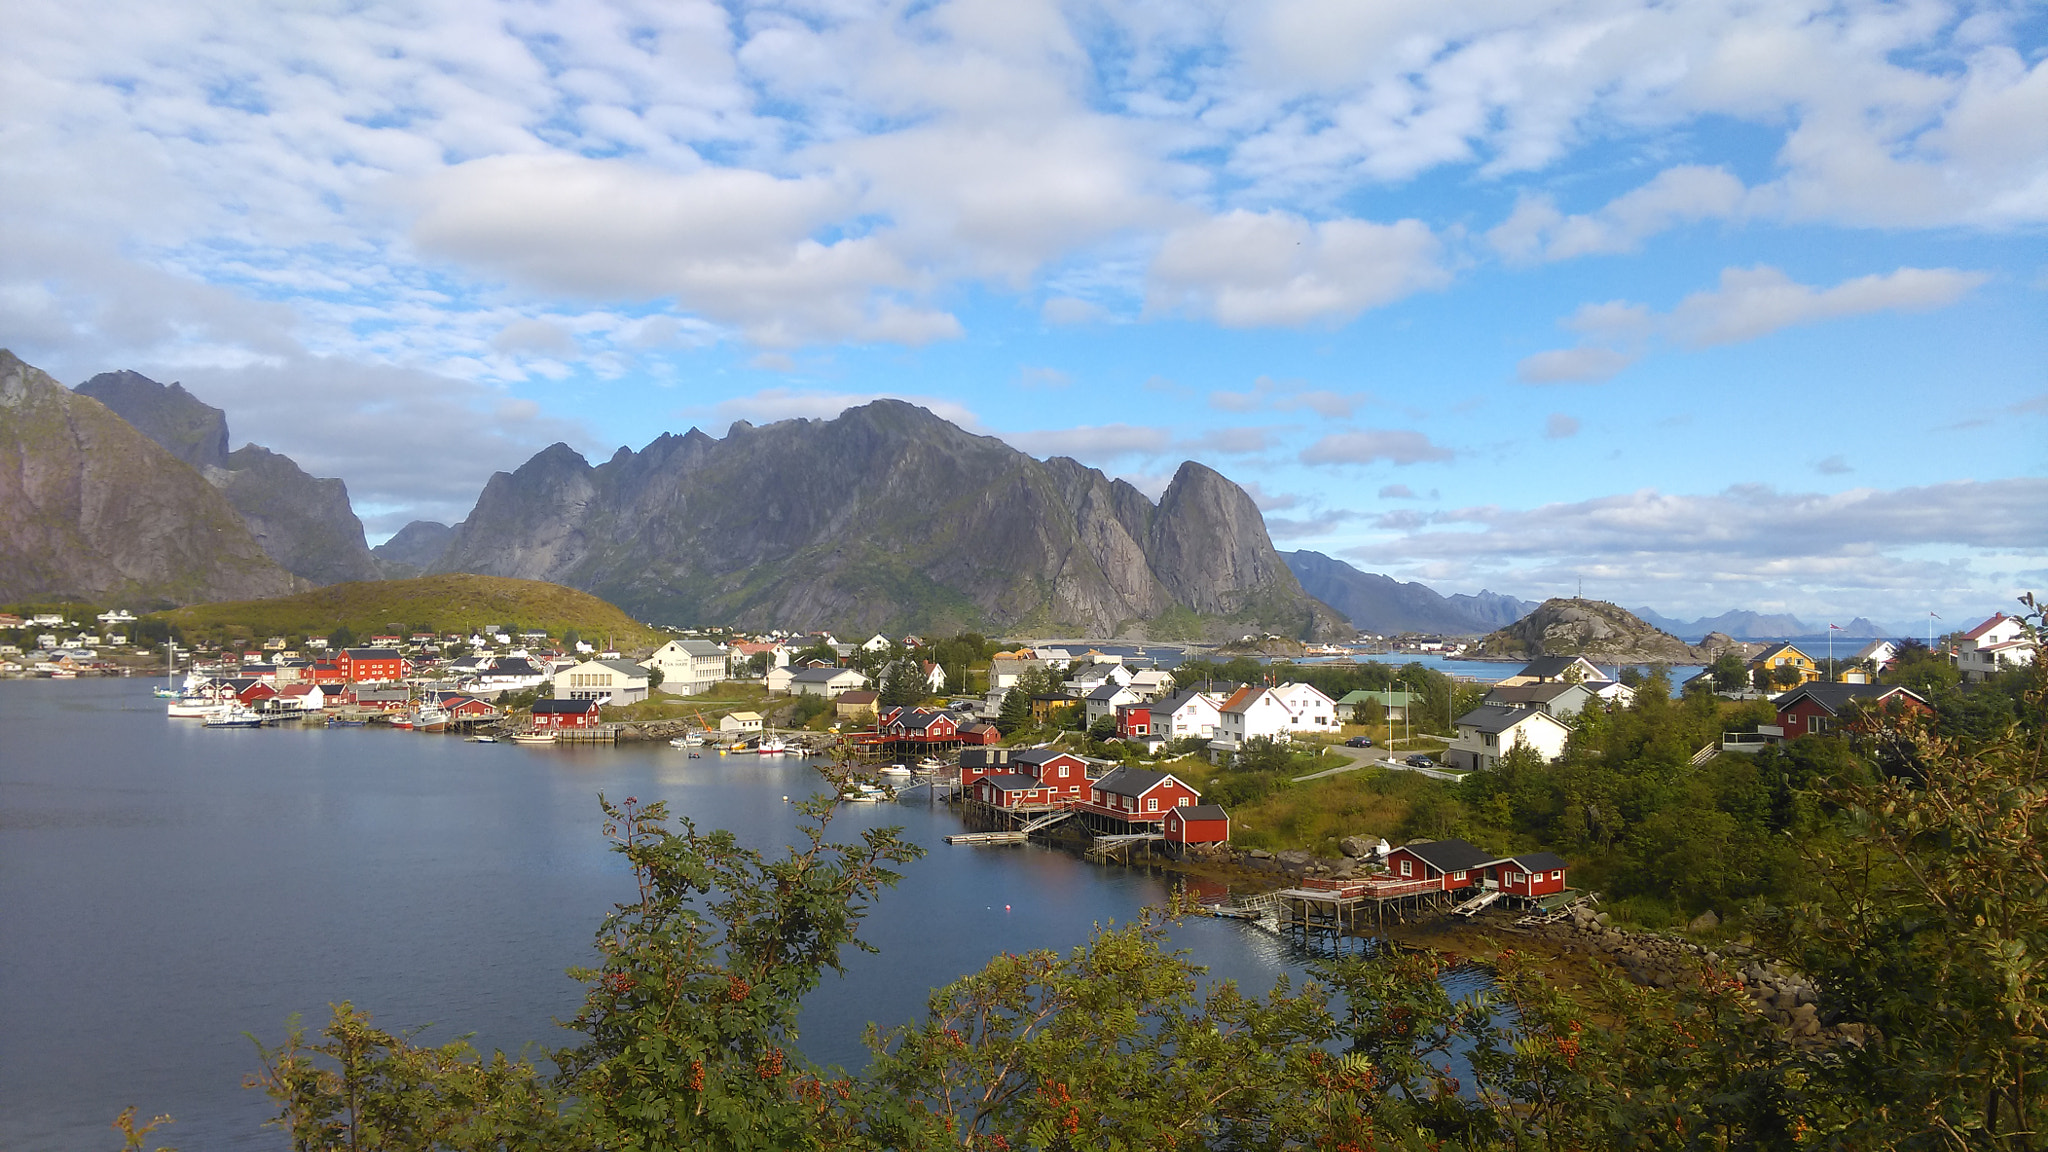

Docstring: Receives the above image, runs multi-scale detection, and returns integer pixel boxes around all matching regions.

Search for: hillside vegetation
[153,574,662,648]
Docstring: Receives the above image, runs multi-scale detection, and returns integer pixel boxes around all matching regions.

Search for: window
[1178,796,1190,806]
[1551,870,1563,880]
[1809,715,1826,734]
[1399,859,1412,877]
[1146,797,1159,812]
[1452,870,1465,881]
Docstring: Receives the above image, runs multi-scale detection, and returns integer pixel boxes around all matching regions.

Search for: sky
[3,0,2044,627]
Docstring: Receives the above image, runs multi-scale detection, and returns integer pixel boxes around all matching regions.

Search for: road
[1292,740,1462,783]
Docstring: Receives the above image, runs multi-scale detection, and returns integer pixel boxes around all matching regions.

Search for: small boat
[915,757,948,772]
[167,696,226,718]
[468,734,498,744]
[756,736,788,754]
[838,782,894,803]
[687,752,702,759]
[329,718,366,727]
[509,731,557,745]
[204,704,264,728]
[389,717,414,730]
[878,763,913,777]
[668,736,698,749]
[152,686,181,699]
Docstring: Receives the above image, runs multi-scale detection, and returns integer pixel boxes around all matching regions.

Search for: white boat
[509,731,557,745]
[167,696,226,718]
[412,706,450,733]
[669,733,707,749]
[838,782,893,803]
[915,757,948,772]
[468,734,498,744]
[756,736,788,754]
[878,763,913,777]
[203,704,263,728]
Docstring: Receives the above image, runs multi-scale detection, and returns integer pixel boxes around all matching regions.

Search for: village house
[988,655,1050,692]
[1956,613,2037,682]
[1082,767,1201,821]
[1382,838,1492,893]
[720,711,763,734]
[1495,655,1609,688]
[1766,682,1934,739]
[643,639,729,696]
[556,658,650,706]
[1113,701,1166,751]
[974,773,1063,808]
[1844,639,1901,682]
[1152,688,1226,741]
[1748,643,1820,686]
[834,689,879,720]
[785,666,871,699]
[1335,689,1414,724]
[1123,668,1177,699]
[1064,661,1133,695]
[1007,749,1094,800]
[530,698,602,730]
[1485,851,1570,899]
[1445,705,1573,771]
[1208,682,1339,758]
[959,747,1014,789]
[878,706,959,742]
[335,647,407,683]
[1083,680,1142,726]
[1163,803,1230,846]
[1480,680,1600,720]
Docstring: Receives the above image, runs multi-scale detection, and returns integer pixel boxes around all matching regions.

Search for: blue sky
[2,0,2043,624]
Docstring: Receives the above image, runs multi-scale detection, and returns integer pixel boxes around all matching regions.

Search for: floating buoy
[1005,904,1011,912]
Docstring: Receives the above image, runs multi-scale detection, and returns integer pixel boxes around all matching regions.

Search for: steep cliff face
[1475,598,1708,663]
[1284,550,1531,635]
[0,351,296,605]
[210,446,382,585]
[74,370,229,470]
[73,369,379,585]
[433,400,1342,638]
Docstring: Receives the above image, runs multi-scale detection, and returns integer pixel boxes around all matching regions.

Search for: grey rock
[1688,910,1720,933]
[1248,849,1273,860]
[1338,835,1376,858]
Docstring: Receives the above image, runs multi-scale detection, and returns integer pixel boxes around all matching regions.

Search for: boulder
[1339,835,1376,858]
[1687,909,1720,934]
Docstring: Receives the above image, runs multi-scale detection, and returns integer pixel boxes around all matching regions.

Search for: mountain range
[1628,607,1906,642]
[1282,550,1537,636]
[401,400,1348,639]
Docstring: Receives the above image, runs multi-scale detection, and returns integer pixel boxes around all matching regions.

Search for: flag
[1829,623,1843,631]
[1930,612,1940,619]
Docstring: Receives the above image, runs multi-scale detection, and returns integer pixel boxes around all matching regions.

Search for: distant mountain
[431,400,1348,639]
[0,350,295,606]
[75,370,229,471]
[156,573,663,649]
[372,520,456,578]
[74,370,379,585]
[1631,608,1902,642]
[1477,598,1708,663]
[1283,551,1534,635]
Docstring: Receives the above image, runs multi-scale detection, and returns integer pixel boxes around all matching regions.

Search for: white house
[1124,668,1177,699]
[1844,639,1900,683]
[643,639,729,696]
[556,658,651,706]
[1482,681,1601,719]
[1446,705,1573,771]
[988,656,1049,691]
[1063,662,1132,694]
[1209,682,1340,757]
[1496,656,1608,688]
[1589,681,1637,707]
[1154,689,1225,741]
[720,711,764,733]
[466,657,548,696]
[1957,614,2036,682]
[860,633,893,653]
[1083,681,1142,726]
[788,666,871,698]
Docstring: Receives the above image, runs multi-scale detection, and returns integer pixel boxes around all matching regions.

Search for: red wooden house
[1008,749,1093,800]
[335,647,407,683]
[1382,839,1493,893]
[975,774,1061,808]
[531,698,601,729]
[959,747,1013,789]
[1771,683,1932,739]
[958,721,1001,745]
[310,662,348,686]
[1164,803,1229,845]
[1083,768,1201,822]
[1483,851,1568,898]
[428,692,496,720]
[1114,702,1158,739]
[229,680,277,706]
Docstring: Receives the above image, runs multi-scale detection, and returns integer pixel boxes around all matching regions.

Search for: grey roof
[979,773,1046,791]
[791,666,858,683]
[1494,850,1568,872]
[1172,804,1229,822]
[1772,682,1927,715]
[1010,748,1082,766]
[1483,683,1586,706]
[1396,838,1495,873]
[594,659,648,678]
[669,639,728,658]
[487,658,543,677]
[533,698,600,713]
[1092,767,1177,798]
[1085,683,1128,701]
[343,647,403,659]
[1456,705,1558,734]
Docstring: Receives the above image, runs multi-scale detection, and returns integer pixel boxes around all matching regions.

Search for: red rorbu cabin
[959,747,1013,789]
[1381,839,1493,893]
[1164,803,1229,845]
[1484,852,1568,898]
[530,698,601,729]
[1007,749,1093,800]
[976,774,1059,808]
[1084,768,1201,822]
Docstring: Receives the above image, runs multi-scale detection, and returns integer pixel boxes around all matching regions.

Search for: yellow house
[1748,643,1820,686]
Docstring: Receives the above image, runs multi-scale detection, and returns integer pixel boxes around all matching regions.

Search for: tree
[1709,650,1749,688]
[646,665,664,692]
[997,687,1032,733]
[747,651,773,678]
[879,661,922,707]
[329,624,357,649]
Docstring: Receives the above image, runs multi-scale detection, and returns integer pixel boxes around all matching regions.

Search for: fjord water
[0,679,1316,1150]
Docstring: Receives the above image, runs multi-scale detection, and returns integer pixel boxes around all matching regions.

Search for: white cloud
[1545,413,1581,439]
[1210,375,1376,418]
[1522,264,1987,381]
[1002,423,1174,461]
[1240,481,1299,511]
[1377,484,1417,499]
[1041,296,1110,325]
[1265,509,1369,539]
[1518,347,1637,384]
[1344,478,2048,619]
[1300,429,1454,466]
[1019,365,1073,389]
[1148,211,1448,327]
[1490,166,1751,262]
[1186,427,1278,455]
[1667,265,1990,347]
[491,318,577,357]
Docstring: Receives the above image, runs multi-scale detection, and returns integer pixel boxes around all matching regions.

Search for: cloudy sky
[3,0,2043,624]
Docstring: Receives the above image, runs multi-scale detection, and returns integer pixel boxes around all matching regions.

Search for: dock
[944,830,1029,845]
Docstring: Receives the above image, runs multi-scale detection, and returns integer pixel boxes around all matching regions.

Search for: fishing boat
[412,706,450,733]
[509,730,557,745]
[167,695,226,718]
[877,763,913,777]
[468,734,498,744]
[838,782,893,803]
[755,736,788,754]
[915,757,948,772]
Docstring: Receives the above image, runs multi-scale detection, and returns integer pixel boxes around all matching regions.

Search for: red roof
[1963,614,2012,641]
[1218,685,1256,713]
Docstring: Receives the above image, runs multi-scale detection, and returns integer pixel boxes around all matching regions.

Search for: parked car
[1404,753,1434,768]
[1344,736,1374,747]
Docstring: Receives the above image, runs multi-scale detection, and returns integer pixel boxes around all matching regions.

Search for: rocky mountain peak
[74,369,230,471]
[1476,597,1709,663]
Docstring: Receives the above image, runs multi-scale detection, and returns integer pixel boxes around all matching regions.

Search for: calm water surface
[1,679,1354,1150]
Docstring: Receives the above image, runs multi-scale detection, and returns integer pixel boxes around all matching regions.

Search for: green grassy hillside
[153,574,664,649]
